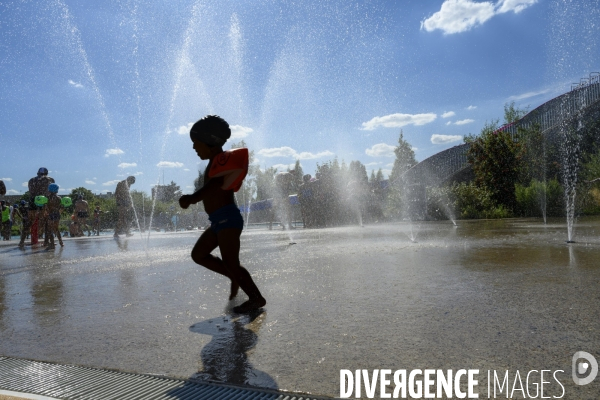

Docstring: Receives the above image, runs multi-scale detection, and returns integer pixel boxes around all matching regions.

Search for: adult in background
[271,169,298,230]
[74,194,91,236]
[16,200,31,248]
[28,167,55,245]
[0,180,6,196]
[298,174,314,228]
[114,176,135,238]
[92,205,104,236]
[1,201,10,240]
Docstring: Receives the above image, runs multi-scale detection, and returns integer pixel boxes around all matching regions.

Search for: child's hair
[190,115,231,147]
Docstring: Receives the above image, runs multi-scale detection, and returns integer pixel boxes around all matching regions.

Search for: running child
[178,115,266,313]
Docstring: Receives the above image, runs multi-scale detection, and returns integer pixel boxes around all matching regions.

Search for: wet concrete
[0,218,599,398]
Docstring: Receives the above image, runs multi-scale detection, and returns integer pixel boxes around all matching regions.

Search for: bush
[515,179,564,217]
[450,182,512,219]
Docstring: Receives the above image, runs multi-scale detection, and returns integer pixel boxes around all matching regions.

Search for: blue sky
[1,0,599,196]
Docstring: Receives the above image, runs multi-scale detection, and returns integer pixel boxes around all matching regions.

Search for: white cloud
[421,0,537,35]
[296,151,335,160]
[257,146,334,160]
[272,163,296,172]
[258,147,297,158]
[183,168,190,171]
[118,162,137,169]
[103,180,121,186]
[466,105,477,110]
[365,143,396,157]
[455,119,475,125]
[507,89,550,101]
[431,134,463,144]
[361,113,437,130]
[0,178,12,181]
[133,171,144,176]
[230,125,253,139]
[446,121,452,126]
[68,79,83,88]
[496,0,538,14]
[177,122,194,135]
[365,162,382,167]
[22,182,28,187]
[442,111,456,118]
[85,180,96,185]
[6,189,19,195]
[157,161,184,168]
[105,148,124,157]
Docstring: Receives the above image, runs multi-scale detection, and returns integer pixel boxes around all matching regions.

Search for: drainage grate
[0,357,330,400]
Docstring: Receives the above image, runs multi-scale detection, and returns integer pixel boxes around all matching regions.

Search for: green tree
[389,130,417,184]
[466,120,522,212]
[349,160,368,184]
[152,181,182,202]
[255,167,277,201]
[504,101,529,124]
[291,159,304,190]
[70,187,94,201]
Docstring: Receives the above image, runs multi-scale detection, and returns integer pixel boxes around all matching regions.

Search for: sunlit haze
[1,0,599,195]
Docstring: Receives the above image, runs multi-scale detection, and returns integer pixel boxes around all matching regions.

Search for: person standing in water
[74,194,91,236]
[28,167,55,244]
[114,176,135,238]
[92,205,103,236]
[179,115,266,314]
[16,201,31,248]
[43,183,64,249]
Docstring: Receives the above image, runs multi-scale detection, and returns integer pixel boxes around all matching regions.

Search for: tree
[349,160,368,184]
[152,181,182,202]
[70,187,94,201]
[466,120,522,212]
[291,159,304,190]
[504,101,529,124]
[389,130,417,184]
[255,167,277,201]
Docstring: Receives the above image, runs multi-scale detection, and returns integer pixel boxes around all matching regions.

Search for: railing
[400,73,600,187]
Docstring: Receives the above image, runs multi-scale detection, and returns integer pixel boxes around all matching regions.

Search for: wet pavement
[1,218,599,398]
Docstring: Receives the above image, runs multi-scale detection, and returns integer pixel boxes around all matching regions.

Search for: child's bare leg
[191,227,239,299]
[217,228,266,312]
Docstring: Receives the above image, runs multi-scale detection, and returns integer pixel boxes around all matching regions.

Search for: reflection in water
[31,265,64,329]
[0,274,5,327]
[115,238,130,251]
[568,244,576,268]
[189,310,277,390]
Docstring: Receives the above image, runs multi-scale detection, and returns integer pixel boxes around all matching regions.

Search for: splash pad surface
[1,219,599,397]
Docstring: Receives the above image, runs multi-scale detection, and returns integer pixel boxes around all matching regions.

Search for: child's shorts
[208,204,244,234]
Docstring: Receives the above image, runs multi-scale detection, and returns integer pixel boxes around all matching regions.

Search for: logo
[216,151,230,166]
[572,351,598,385]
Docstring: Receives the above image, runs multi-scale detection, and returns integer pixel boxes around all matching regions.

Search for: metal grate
[0,357,330,400]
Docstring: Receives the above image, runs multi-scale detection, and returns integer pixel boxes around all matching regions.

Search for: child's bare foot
[233,297,266,313]
[229,280,239,300]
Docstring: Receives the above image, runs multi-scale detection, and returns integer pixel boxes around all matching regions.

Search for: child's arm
[178,177,223,209]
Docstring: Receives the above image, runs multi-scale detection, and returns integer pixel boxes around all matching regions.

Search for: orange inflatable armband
[208,148,249,192]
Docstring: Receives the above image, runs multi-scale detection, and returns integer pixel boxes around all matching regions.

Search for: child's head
[190,115,231,148]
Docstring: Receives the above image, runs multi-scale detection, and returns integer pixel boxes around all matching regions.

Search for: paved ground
[1,218,599,398]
